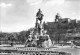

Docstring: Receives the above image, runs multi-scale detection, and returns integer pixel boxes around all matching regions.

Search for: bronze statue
[55,13,61,22]
[36,9,44,34]
[36,9,44,24]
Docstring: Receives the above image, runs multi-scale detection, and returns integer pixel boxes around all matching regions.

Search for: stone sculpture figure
[36,9,44,35]
[36,9,44,23]
[55,13,61,22]
[25,9,52,48]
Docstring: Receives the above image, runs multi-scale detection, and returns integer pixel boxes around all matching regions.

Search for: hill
[0,18,80,44]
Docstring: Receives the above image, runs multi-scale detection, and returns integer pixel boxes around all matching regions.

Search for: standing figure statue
[36,9,44,35]
[55,13,61,22]
[36,9,44,24]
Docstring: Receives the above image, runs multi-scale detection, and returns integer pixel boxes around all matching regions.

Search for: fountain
[25,9,52,48]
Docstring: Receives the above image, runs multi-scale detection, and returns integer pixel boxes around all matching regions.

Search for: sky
[0,0,80,32]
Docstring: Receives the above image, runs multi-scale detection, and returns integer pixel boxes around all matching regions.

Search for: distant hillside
[0,30,30,44]
[0,19,80,44]
[43,19,80,42]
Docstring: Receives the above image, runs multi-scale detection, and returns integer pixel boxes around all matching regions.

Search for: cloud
[26,0,42,5]
[45,0,65,6]
[0,3,12,8]
[26,0,65,6]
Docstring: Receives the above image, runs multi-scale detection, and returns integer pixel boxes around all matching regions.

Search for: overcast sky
[0,0,80,32]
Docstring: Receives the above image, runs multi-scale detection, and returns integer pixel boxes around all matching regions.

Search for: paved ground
[0,53,26,55]
[0,45,80,55]
[51,46,80,55]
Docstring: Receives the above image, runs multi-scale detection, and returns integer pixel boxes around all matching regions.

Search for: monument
[55,13,62,22]
[25,9,52,48]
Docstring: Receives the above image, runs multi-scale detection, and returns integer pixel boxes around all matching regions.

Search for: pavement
[51,46,80,55]
[0,44,80,55]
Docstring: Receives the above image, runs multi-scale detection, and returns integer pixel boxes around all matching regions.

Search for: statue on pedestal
[36,9,44,23]
[55,13,61,22]
[25,9,52,48]
[36,9,44,35]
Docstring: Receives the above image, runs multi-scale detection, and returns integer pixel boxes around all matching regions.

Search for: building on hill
[70,19,77,24]
[76,20,80,24]
[58,18,71,23]
[55,13,79,24]
[55,13,71,23]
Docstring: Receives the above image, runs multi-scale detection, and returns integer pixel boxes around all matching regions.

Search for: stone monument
[25,9,52,48]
